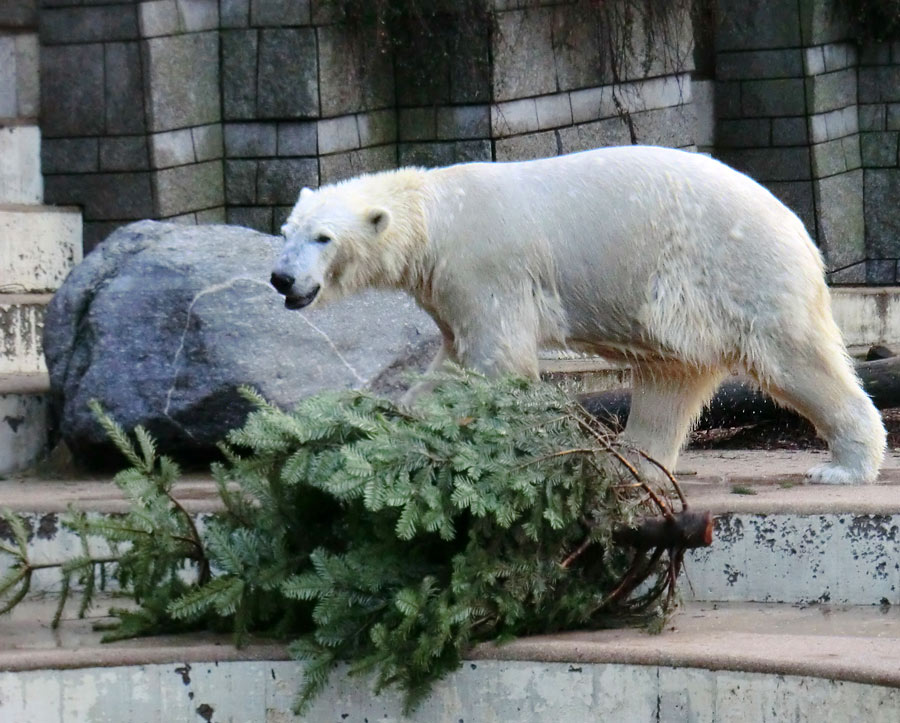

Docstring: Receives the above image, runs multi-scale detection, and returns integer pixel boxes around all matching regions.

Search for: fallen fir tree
[0,370,710,712]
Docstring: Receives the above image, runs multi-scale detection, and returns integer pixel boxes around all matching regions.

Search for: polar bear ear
[366,207,391,235]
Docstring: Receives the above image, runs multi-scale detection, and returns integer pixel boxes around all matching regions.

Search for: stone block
[105,42,146,135]
[714,81,742,120]
[277,121,317,156]
[493,7,556,102]
[0,206,82,291]
[859,43,890,66]
[227,205,272,232]
[494,130,558,161]
[805,68,856,115]
[887,104,900,131]
[436,105,489,140]
[716,118,770,149]
[45,171,154,220]
[0,0,37,28]
[257,28,318,118]
[865,169,900,257]
[809,107,857,144]
[859,67,900,104]
[150,128,195,168]
[310,0,344,25]
[222,29,258,120]
[192,123,223,162]
[692,79,715,149]
[491,98,539,137]
[448,29,490,104]
[176,0,218,32]
[196,206,226,224]
[257,158,318,204]
[557,117,630,154]
[144,32,220,132]
[816,169,865,268]
[154,159,224,216]
[0,37,18,118]
[317,25,392,116]
[357,109,397,147]
[798,0,851,46]
[398,107,437,142]
[828,261,865,284]
[221,0,249,27]
[570,86,616,124]
[823,42,857,72]
[99,135,149,171]
[716,0,801,50]
[741,78,806,118]
[250,0,309,26]
[717,147,812,182]
[10,34,38,117]
[318,145,396,185]
[42,137,99,173]
[867,259,896,284]
[139,0,178,37]
[810,137,852,177]
[772,117,808,146]
[632,105,694,147]
[718,49,803,80]
[224,122,277,157]
[549,1,601,91]
[0,125,42,203]
[224,159,256,204]
[859,104,886,131]
[535,93,573,130]
[766,180,816,232]
[861,132,898,167]
[40,5,138,44]
[318,115,360,154]
[398,140,489,168]
[454,139,492,162]
[40,44,105,137]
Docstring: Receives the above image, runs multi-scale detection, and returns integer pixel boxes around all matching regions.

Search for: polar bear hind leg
[746,304,886,484]
[621,362,727,475]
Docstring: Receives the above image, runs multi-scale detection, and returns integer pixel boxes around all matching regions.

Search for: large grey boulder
[44,221,439,463]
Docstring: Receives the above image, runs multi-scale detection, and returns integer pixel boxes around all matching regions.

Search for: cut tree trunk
[578,355,900,431]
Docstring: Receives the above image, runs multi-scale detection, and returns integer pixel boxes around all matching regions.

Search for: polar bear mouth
[284,286,320,310]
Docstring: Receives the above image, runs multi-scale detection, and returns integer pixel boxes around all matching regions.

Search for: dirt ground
[688,408,900,451]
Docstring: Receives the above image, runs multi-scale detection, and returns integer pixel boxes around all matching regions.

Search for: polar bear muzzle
[270,271,320,309]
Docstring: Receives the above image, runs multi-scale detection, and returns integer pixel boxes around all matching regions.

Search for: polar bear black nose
[270,272,295,294]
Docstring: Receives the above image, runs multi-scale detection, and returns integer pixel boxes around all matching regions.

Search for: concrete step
[0,372,49,476]
[4,450,900,606]
[0,596,898,721]
[0,204,82,293]
[0,124,42,204]
[831,286,900,353]
[0,293,51,374]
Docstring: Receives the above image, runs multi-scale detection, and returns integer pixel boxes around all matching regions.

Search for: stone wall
[37,0,702,247]
[38,0,224,250]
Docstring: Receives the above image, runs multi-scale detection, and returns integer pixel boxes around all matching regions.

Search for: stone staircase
[2,450,900,721]
[0,24,82,476]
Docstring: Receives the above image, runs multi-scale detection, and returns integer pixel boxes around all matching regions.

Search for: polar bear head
[271,170,425,310]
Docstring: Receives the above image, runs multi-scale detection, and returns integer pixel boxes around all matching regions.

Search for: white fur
[274,146,886,484]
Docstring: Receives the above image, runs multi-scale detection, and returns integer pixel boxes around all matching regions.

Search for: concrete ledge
[0,376,48,475]
[0,205,82,292]
[0,293,52,374]
[831,286,900,349]
[1,600,899,721]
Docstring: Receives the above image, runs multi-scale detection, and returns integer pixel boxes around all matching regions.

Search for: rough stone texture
[398,140,491,168]
[277,121,317,156]
[43,221,439,462]
[717,147,812,182]
[717,49,803,80]
[250,0,310,26]
[558,118,630,154]
[40,5,139,45]
[0,390,48,476]
[0,125,42,204]
[717,119,771,148]
[256,158,317,204]
[0,33,39,119]
[741,78,806,118]
[865,169,900,258]
[492,8,555,102]
[45,172,155,221]
[104,41,146,135]
[99,135,149,172]
[861,132,899,168]
[41,138,99,174]
[318,145,396,185]
[143,32,220,132]
[221,29,258,120]
[150,128,195,168]
[154,160,224,217]
[227,205,272,232]
[816,170,865,269]
[224,122,277,158]
[0,0,37,28]
[766,181,816,235]
[40,44,105,137]
[716,0,801,51]
[224,160,257,204]
[257,28,318,119]
[859,67,900,104]
[805,68,856,115]
[317,26,392,116]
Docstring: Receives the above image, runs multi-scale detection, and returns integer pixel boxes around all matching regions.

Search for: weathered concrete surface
[0,205,82,293]
[0,373,48,476]
[0,294,51,374]
[831,286,900,351]
[43,221,439,463]
[1,599,900,721]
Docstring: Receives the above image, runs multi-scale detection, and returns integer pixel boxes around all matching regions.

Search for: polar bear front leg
[400,334,459,406]
[621,362,726,477]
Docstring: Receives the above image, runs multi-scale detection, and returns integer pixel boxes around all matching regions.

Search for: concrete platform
[0,372,49,476]
[0,204,81,293]
[1,598,899,721]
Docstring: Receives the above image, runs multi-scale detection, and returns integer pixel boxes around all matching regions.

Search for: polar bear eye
[314,234,332,244]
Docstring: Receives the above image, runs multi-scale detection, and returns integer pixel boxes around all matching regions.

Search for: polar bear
[271,146,886,485]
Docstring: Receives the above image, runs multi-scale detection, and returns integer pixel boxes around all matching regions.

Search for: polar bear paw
[805,463,866,485]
